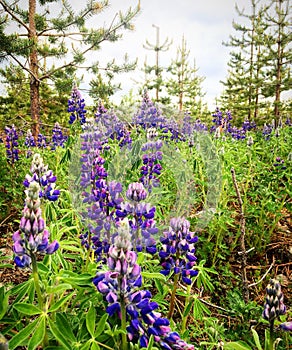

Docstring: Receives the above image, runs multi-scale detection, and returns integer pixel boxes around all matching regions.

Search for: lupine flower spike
[4,125,19,163]
[23,153,60,201]
[262,278,286,345]
[13,181,59,268]
[262,279,286,323]
[93,218,194,350]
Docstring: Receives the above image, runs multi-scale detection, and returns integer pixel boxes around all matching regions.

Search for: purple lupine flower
[262,279,286,322]
[159,217,198,285]
[242,119,256,131]
[94,101,132,148]
[116,183,158,253]
[37,133,47,148]
[93,218,195,350]
[279,321,292,332]
[210,107,232,134]
[25,129,36,147]
[68,85,87,125]
[262,123,273,140]
[51,122,67,150]
[4,125,19,163]
[12,181,59,268]
[23,153,60,202]
[140,139,163,192]
[133,89,166,129]
[78,121,124,262]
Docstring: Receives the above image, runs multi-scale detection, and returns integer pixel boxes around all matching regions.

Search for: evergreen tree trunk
[29,0,40,139]
[274,12,282,121]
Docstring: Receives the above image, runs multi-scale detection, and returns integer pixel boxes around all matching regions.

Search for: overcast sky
[77,0,252,109]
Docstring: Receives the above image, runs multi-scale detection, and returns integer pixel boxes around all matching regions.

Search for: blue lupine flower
[51,122,67,150]
[279,321,292,332]
[93,218,195,350]
[116,183,158,253]
[12,181,59,268]
[133,89,166,129]
[4,125,19,163]
[68,85,87,125]
[159,217,198,285]
[23,153,60,202]
[140,139,163,192]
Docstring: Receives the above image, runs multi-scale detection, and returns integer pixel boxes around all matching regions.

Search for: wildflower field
[0,89,291,350]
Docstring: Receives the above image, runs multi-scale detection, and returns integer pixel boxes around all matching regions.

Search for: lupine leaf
[90,342,100,350]
[223,342,252,350]
[48,291,74,312]
[55,312,76,342]
[183,297,194,317]
[48,317,71,350]
[46,283,72,294]
[0,286,9,320]
[94,313,108,337]
[8,317,39,349]
[13,303,42,316]
[86,302,96,337]
[80,340,91,350]
[142,272,166,280]
[27,315,46,350]
[251,327,263,350]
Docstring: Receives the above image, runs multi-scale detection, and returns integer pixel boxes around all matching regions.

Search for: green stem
[168,273,179,319]
[120,295,128,350]
[269,319,274,350]
[181,284,191,333]
[31,253,48,347]
[31,253,43,310]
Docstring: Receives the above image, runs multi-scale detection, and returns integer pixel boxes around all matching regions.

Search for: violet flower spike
[93,218,194,349]
[13,181,59,268]
[159,217,198,285]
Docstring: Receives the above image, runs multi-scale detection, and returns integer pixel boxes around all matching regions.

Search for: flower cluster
[4,125,19,163]
[116,183,158,254]
[23,153,60,201]
[140,137,163,192]
[94,102,132,148]
[68,85,87,125]
[159,217,198,285]
[262,123,273,140]
[93,219,194,350]
[37,133,48,148]
[78,123,125,261]
[133,89,166,129]
[262,279,286,323]
[242,119,256,131]
[51,122,67,150]
[12,181,59,268]
[211,107,232,131]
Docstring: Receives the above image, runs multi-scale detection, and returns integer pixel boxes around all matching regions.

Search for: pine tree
[221,0,269,123]
[166,36,206,116]
[0,0,140,137]
[143,25,172,102]
[261,0,291,121]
